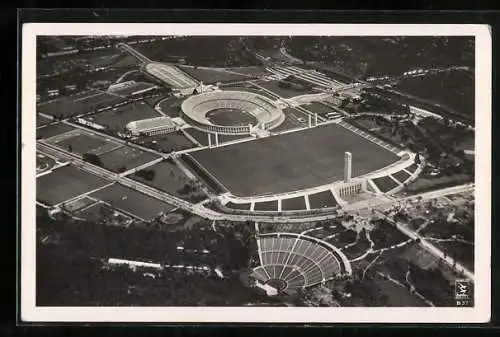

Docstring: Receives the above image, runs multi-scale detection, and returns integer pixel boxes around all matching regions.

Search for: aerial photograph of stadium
[34,34,476,308]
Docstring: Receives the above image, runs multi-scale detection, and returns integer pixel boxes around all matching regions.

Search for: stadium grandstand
[144,63,198,94]
[181,90,285,135]
[250,233,351,295]
[125,116,177,136]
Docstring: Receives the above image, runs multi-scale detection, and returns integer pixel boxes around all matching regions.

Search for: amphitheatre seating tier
[252,233,346,292]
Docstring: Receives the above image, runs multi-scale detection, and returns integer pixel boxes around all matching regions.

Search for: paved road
[343,183,475,212]
[117,42,152,63]
[376,209,474,281]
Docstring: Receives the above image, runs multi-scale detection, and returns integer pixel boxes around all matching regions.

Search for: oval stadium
[250,233,351,295]
[181,90,285,135]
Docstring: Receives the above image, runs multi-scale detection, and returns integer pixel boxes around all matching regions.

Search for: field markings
[54,181,116,209]
[72,91,105,103]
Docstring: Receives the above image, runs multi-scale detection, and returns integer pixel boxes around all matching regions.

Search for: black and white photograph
[21,23,491,323]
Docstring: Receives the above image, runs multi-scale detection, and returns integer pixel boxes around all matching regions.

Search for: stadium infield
[190,123,399,197]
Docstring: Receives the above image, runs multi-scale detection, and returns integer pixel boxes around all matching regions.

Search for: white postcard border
[21,23,491,323]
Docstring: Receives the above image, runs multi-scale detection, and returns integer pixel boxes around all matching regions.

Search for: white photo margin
[21,23,492,323]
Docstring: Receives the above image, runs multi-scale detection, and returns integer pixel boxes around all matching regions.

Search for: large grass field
[90,183,176,221]
[47,130,116,155]
[129,159,205,200]
[254,80,315,98]
[36,123,75,140]
[176,65,255,84]
[226,66,268,76]
[222,86,279,101]
[144,131,197,152]
[190,123,399,197]
[98,146,159,173]
[206,108,258,126]
[37,90,125,118]
[300,102,337,118]
[37,165,110,206]
[90,101,161,132]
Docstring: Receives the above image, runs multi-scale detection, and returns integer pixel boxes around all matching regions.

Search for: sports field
[98,146,159,173]
[128,159,198,197]
[300,102,337,118]
[176,65,255,83]
[90,101,161,131]
[37,165,110,206]
[90,183,176,221]
[253,80,314,99]
[225,66,268,76]
[146,131,197,152]
[47,130,116,156]
[190,123,399,197]
[37,90,125,118]
[221,86,279,101]
[206,108,258,126]
[36,123,74,140]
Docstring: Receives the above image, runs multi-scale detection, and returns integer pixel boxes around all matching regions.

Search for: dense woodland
[36,207,261,306]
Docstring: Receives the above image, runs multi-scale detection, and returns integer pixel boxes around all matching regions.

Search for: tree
[82,153,103,167]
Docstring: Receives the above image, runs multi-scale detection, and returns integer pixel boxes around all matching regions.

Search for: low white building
[126,116,177,136]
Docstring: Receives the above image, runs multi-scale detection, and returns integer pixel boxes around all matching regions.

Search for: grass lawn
[129,159,205,200]
[281,196,307,211]
[37,90,124,118]
[90,101,161,132]
[254,80,315,98]
[176,65,255,83]
[36,123,74,140]
[98,146,159,173]
[37,165,110,205]
[48,131,115,156]
[90,183,176,221]
[190,123,399,197]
